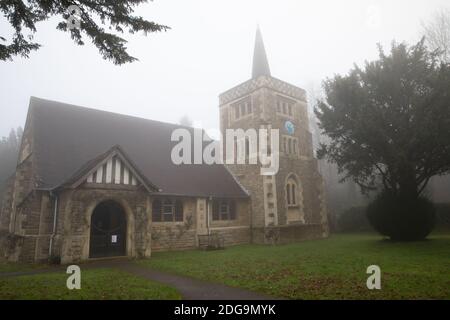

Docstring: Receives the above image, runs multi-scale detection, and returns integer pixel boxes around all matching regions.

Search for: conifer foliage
[0,0,169,64]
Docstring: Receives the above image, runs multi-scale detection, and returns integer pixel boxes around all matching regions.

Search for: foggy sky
[0,0,448,137]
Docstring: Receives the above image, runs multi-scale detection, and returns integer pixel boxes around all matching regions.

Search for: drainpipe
[207,196,212,235]
[48,191,59,258]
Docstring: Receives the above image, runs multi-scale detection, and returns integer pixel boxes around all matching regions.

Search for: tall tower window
[286,177,299,207]
[276,96,296,118]
[286,184,291,204]
[292,184,297,204]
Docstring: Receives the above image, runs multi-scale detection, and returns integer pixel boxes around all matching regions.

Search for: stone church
[0,28,328,263]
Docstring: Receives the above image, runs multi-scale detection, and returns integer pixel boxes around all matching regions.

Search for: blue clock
[285,121,295,135]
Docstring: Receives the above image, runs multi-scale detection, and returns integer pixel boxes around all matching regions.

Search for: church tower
[219,27,329,243]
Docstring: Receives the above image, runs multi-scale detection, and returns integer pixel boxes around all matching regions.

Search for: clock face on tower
[285,121,295,135]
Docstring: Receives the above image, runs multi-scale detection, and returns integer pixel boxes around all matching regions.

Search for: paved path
[115,262,273,300]
[0,259,274,300]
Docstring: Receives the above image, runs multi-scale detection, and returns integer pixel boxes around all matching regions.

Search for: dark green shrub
[366,191,436,241]
[337,206,372,232]
[435,203,450,229]
[48,255,61,265]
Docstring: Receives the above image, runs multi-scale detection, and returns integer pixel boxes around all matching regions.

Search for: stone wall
[151,198,197,251]
[210,226,251,246]
[209,199,251,246]
[152,198,251,251]
[0,176,14,231]
[252,223,327,244]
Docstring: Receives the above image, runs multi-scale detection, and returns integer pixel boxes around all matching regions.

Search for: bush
[49,255,61,265]
[337,207,372,232]
[366,191,436,241]
[435,203,450,229]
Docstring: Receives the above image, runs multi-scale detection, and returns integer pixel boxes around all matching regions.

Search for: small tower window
[246,102,252,114]
[283,136,298,156]
[233,97,252,120]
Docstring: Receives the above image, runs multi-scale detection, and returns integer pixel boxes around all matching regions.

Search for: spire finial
[252,26,271,78]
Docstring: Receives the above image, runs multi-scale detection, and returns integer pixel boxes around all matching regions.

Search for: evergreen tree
[315,40,450,239]
[0,1,169,64]
[0,127,23,202]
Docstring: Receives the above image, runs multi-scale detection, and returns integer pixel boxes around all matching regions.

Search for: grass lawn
[0,261,55,274]
[0,268,181,300]
[138,233,450,300]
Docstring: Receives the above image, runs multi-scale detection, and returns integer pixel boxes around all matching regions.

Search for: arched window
[286,184,291,205]
[286,176,299,207]
[245,138,250,162]
[285,174,305,223]
[292,184,296,205]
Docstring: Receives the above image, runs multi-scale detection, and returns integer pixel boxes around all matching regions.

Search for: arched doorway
[89,200,127,258]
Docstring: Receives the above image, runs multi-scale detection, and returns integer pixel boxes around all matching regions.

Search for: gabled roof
[59,145,159,193]
[28,97,249,198]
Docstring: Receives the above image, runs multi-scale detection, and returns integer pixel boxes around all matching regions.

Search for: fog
[0,0,448,137]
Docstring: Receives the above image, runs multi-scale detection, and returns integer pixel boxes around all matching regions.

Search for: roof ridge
[29,96,197,131]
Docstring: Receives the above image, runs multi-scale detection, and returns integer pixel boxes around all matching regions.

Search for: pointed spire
[252,26,271,78]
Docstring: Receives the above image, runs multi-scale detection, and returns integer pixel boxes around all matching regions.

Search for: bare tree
[179,115,193,127]
[422,8,450,63]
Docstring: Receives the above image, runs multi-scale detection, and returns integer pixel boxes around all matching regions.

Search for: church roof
[252,26,271,78]
[28,97,249,198]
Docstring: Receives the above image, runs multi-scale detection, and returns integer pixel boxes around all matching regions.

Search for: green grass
[0,268,181,300]
[138,233,450,300]
[0,261,54,274]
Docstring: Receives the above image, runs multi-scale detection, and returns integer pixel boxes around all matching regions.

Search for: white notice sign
[111,235,117,243]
